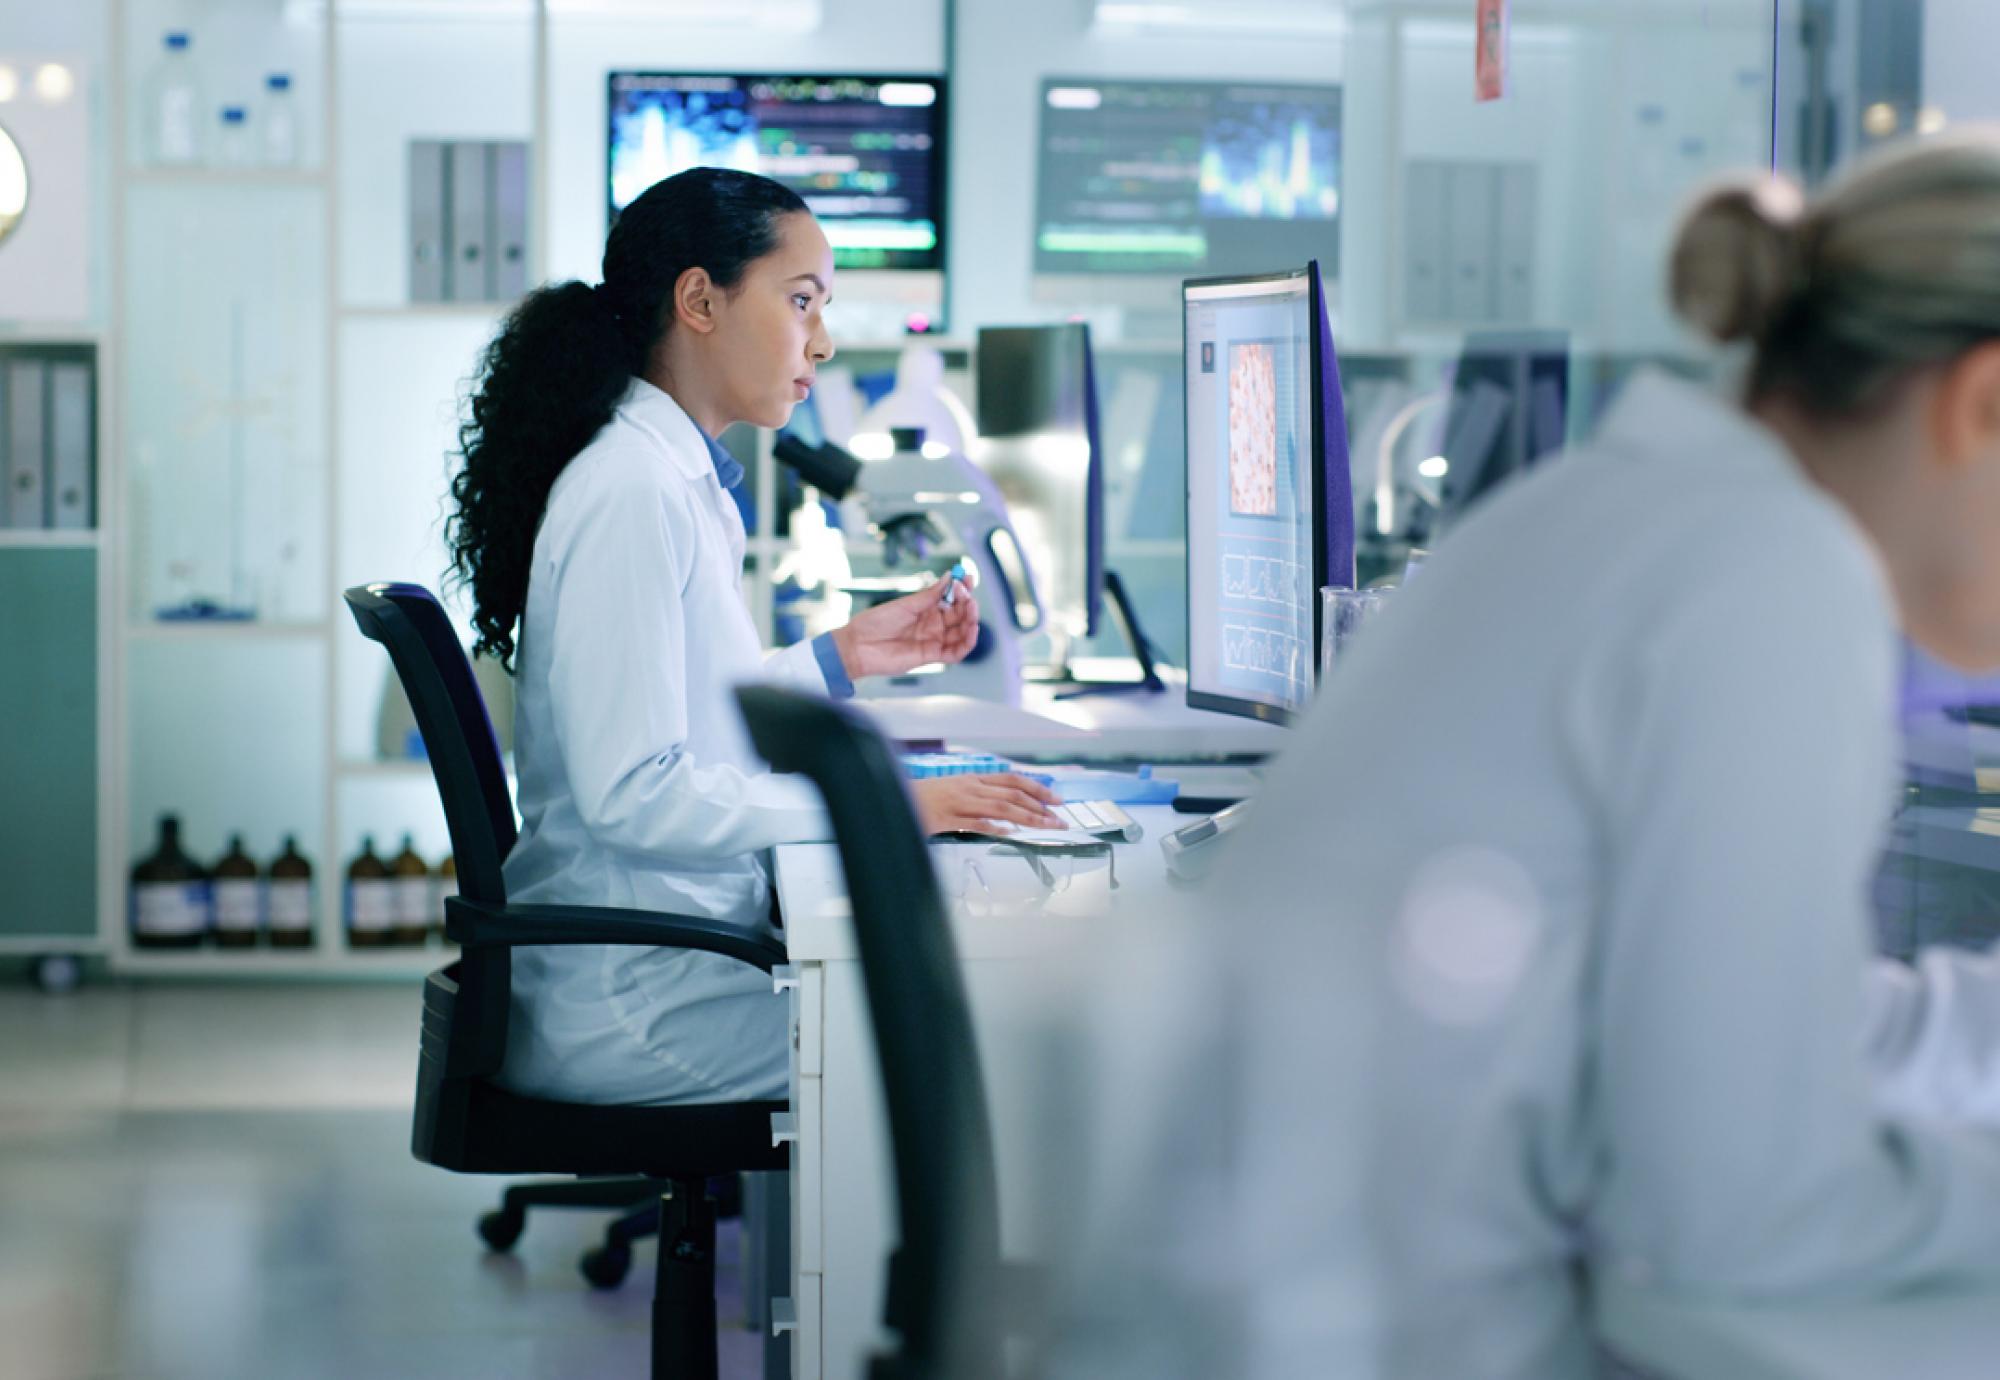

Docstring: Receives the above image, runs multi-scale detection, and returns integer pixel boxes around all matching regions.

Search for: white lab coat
[497,378,837,1105]
[1056,371,2000,1380]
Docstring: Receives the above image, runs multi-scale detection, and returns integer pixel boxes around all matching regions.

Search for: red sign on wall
[1476,0,1510,102]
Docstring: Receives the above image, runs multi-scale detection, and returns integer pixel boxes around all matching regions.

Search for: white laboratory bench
[769,801,1185,1380]
[855,667,1289,762]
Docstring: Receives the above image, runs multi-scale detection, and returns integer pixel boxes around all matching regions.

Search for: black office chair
[738,685,1038,1380]
[344,582,789,1379]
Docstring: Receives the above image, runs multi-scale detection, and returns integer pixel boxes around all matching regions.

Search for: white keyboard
[1050,799,1140,841]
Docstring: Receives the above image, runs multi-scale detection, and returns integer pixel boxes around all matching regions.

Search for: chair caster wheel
[580,1242,632,1289]
[477,1207,525,1252]
[30,954,83,994]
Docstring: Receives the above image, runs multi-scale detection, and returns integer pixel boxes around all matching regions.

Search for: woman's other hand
[910,773,1064,835]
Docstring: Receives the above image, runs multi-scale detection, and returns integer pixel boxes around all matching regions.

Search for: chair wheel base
[580,1242,633,1289]
[477,1207,526,1252]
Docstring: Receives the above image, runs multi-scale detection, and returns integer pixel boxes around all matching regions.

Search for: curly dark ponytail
[445,166,808,668]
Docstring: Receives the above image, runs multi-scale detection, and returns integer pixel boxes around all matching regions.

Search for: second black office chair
[345,582,789,1379]
[738,685,1043,1380]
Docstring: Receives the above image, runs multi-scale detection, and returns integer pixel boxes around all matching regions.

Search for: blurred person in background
[1045,131,2000,1379]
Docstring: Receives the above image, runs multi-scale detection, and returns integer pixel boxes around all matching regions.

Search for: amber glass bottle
[267,835,315,949]
[434,853,457,945]
[345,836,393,949]
[211,834,261,949]
[131,815,210,948]
[389,834,431,947]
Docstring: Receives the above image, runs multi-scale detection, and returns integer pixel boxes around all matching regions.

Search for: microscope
[774,427,1044,707]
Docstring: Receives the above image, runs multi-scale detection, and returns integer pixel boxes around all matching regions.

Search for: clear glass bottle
[260,73,298,167]
[147,32,203,166]
[215,106,253,167]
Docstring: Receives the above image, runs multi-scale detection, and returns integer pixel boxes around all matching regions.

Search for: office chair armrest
[445,896,789,972]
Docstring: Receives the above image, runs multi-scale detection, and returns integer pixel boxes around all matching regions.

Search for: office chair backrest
[342,583,516,903]
[736,686,1001,1376]
[344,582,517,1155]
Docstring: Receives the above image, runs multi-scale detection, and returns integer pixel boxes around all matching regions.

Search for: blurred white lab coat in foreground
[498,378,842,1106]
[1050,372,2000,1380]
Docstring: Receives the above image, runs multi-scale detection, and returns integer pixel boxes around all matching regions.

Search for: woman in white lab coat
[443,168,1058,1106]
[1055,133,2000,1379]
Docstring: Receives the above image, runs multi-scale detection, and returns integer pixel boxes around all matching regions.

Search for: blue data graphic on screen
[1185,276,1316,716]
[1201,99,1341,220]
[608,74,944,271]
[1036,79,1341,277]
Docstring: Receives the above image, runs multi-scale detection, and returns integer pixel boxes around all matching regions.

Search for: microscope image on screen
[1211,329,1309,708]
[1228,341,1279,517]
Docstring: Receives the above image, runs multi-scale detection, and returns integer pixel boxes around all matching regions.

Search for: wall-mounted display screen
[1034,77,1342,278]
[608,72,946,272]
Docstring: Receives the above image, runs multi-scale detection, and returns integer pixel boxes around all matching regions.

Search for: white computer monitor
[1183,264,1345,725]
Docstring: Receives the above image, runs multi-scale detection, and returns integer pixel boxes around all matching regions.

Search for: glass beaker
[1320,586,1387,684]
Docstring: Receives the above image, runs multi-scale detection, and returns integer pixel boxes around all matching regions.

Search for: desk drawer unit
[775,963,827,1379]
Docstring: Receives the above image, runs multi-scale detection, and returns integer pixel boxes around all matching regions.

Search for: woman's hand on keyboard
[911,774,1064,836]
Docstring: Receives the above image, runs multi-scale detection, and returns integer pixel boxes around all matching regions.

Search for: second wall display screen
[1035,78,1342,279]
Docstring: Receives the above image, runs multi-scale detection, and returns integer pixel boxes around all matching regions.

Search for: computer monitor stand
[1055,569,1168,700]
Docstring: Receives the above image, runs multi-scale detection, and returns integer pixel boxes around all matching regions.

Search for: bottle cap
[221,107,247,123]
[164,32,190,49]
[266,73,291,91]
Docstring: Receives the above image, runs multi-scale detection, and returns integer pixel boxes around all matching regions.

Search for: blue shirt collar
[699,428,745,491]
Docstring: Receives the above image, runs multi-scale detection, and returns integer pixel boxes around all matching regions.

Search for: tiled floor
[0,982,766,1380]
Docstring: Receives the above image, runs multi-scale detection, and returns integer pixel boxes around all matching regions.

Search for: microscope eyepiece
[772,434,863,501]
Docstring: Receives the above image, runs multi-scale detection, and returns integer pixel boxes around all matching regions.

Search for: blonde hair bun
[1669,177,1808,345]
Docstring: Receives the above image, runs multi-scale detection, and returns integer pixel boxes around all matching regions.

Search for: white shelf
[125,166,328,189]
[0,935,105,956]
[127,620,332,641]
[112,945,445,979]
[339,303,516,320]
[341,758,515,776]
[0,531,100,549]
[0,324,106,344]
[338,760,436,779]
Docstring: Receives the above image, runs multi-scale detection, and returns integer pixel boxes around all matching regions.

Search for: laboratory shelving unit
[101,0,557,979]
[93,0,947,981]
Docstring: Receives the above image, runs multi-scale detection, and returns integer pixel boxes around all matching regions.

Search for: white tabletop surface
[852,669,1287,762]
[775,802,1187,962]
